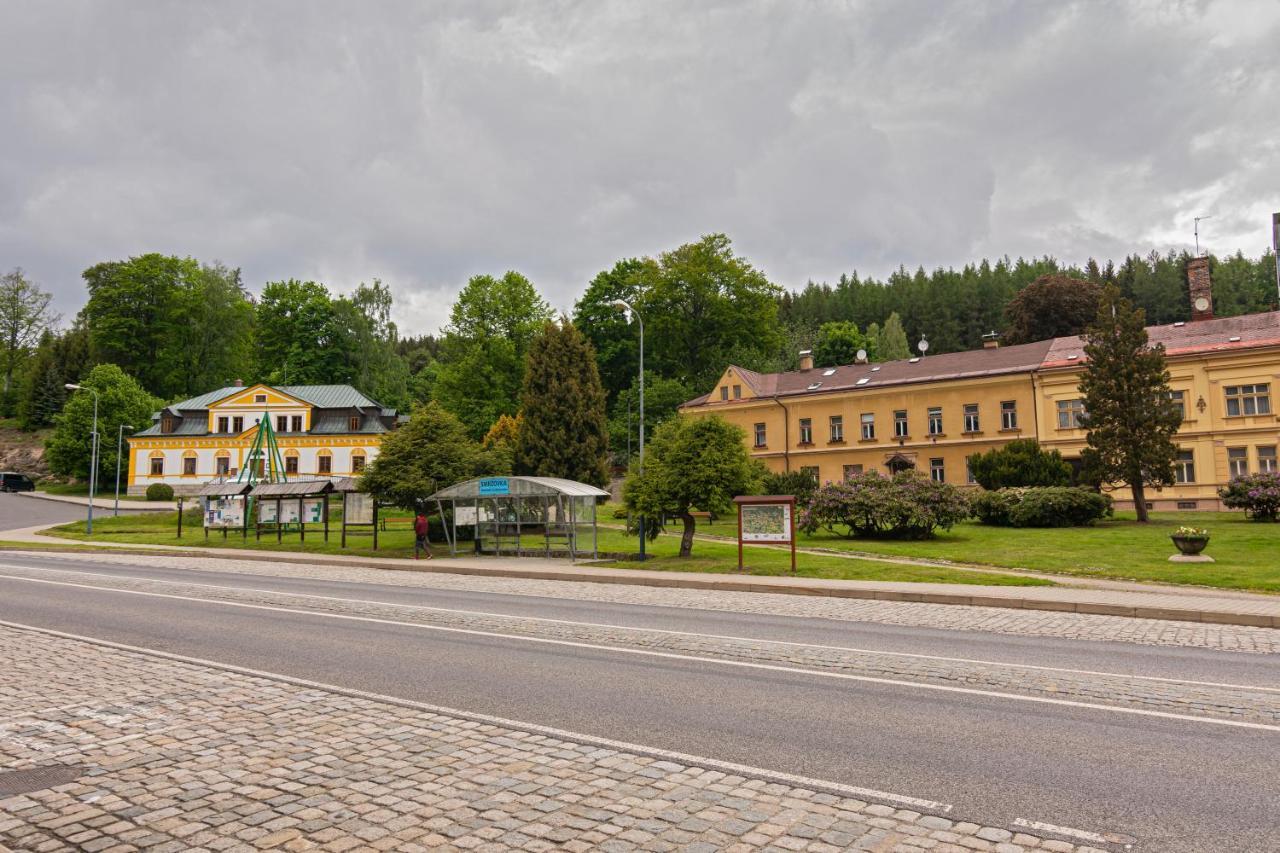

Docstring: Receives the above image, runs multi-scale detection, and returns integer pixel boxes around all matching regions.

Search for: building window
[1225,384,1271,416]
[1259,446,1278,473]
[1166,390,1186,421]
[927,407,943,436]
[753,423,766,448]
[1174,450,1195,484]
[317,454,332,474]
[217,416,229,433]
[930,458,945,482]
[860,413,875,440]
[963,403,980,433]
[829,415,844,443]
[798,418,813,444]
[349,415,361,431]
[733,385,742,400]
[720,386,729,401]
[149,457,164,476]
[255,394,267,403]
[276,415,288,433]
[894,410,908,438]
[181,456,196,475]
[161,416,175,434]
[215,456,230,476]
[1227,447,1248,478]
[965,458,976,484]
[232,416,244,433]
[1000,401,1018,430]
[292,415,303,432]
[843,464,863,480]
[351,453,366,473]
[285,456,299,475]
[1057,399,1086,429]
[799,465,819,484]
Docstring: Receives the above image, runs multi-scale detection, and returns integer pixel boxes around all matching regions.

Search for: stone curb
[2,540,1278,631]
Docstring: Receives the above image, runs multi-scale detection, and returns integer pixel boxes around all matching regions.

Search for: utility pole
[65,383,99,534]
[611,299,646,560]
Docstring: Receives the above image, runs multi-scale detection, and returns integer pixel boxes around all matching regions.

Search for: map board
[740,503,792,542]
[302,498,325,524]
[205,497,245,528]
[279,499,302,524]
[258,500,277,524]
[345,492,374,525]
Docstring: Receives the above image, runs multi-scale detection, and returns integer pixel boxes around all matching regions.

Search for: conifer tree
[1078,285,1182,522]
[515,319,609,487]
[877,313,911,360]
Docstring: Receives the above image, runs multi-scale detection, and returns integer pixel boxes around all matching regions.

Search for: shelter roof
[428,476,610,501]
[192,481,253,497]
[250,480,335,497]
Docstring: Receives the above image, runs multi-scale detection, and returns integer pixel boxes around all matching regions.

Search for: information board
[279,499,302,524]
[478,477,510,496]
[204,497,245,528]
[302,498,325,524]
[740,503,792,542]
[258,501,278,524]
[345,492,374,525]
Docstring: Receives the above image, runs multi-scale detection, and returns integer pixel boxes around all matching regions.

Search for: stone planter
[1169,535,1213,562]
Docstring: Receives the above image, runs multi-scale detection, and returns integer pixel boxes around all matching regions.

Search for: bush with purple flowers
[798,470,971,539]
[1219,472,1280,522]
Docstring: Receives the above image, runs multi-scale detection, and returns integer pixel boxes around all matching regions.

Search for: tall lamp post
[610,299,645,560]
[64,383,99,534]
[115,424,135,516]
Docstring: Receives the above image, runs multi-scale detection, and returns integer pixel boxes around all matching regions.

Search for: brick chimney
[1187,256,1213,321]
[233,379,244,387]
[982,331,1000,350]
[798,349,814,371]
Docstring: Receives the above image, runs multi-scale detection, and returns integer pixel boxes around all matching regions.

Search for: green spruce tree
[515,320,609,486]
[1078,285,1182,522]
[877,312,911,360]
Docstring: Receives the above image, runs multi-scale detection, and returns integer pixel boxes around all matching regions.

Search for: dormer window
[349,415,361,431]
[161,416,176,434]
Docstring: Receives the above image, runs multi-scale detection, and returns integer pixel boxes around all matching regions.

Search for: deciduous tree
[44,364,160,484]
[812,321,865,367]
[1003,274,1102,345]
[0,268,57,415]
[360,402,483,510]
[1078,285,1182,522]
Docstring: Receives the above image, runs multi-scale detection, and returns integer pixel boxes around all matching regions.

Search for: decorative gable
[211,384,312,410]
[710,367,758,403]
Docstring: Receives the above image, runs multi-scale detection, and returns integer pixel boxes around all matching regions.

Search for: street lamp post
[610,299,645,560]
[115,424,135,516]
[64,383,99,534]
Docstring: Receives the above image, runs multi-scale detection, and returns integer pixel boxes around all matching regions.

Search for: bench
[379,517,415,531]
[689,511,716,522]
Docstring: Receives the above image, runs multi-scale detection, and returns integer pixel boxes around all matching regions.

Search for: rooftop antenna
[1193,215,1213,257]
[917,335,929,357]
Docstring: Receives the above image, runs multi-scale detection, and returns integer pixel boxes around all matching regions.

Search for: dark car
[0,472,35,492]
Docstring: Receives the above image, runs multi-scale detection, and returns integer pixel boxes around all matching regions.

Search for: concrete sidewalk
[19,491,177,511]
[1,523,1278,629]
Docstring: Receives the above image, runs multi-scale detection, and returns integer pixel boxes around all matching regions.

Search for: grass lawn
[38,508,1051,587]
[632,508,1280,593]
[37,482,148,501]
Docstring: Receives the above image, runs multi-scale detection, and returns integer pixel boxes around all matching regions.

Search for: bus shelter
[249,480,335,543]
[427,476,609,560]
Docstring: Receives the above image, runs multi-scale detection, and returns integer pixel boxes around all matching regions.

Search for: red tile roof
[1042,310,1280,367]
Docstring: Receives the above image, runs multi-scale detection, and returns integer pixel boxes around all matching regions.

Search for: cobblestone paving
[4,563,1276,727]
[8,551,1280,655]
[0,624,1108,852]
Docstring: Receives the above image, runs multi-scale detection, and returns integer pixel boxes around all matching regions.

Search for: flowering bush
[798,470,970,539]
[1219,472,1280,522]
[1173,525,1209,538]
[972,487,1112,528]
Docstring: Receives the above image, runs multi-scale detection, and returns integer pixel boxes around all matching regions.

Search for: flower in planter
[1173,525,1209,538]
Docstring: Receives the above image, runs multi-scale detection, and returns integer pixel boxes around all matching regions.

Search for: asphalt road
[1,552,1278,851]
[0,492,87,529]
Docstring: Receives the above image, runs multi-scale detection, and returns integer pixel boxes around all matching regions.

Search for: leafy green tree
[333,280,411,408]
[1003,274,1102,345]
[607,376,692,464]
[165,262,256,395]
[515,320,609,486]
[434,272,553,438]
[1078,285,1182,522]
[360,402,483,510]
[876,312,911,360]
[44,363,161,484]
[571,258,646,402]
[966,439,1072,490]
[812,321,866,367]
[481,413,522,475]
[622,415,762,557]
[0,268,57,415]
[255,280,350,386]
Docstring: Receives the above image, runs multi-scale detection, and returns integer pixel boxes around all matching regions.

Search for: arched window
[181,449,198,476]
[351,451,367,473]
[317,449,333,475]
[214,450,231,477]
[149,450,166,477]
[284,448,300,475]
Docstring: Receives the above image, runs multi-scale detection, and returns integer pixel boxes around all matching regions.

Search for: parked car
[0,472,36,492]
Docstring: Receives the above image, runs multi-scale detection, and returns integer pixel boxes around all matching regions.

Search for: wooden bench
[689,511,716,522]
[379,517,414,531]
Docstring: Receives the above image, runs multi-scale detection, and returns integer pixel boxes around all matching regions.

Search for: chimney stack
[798,349,814,371]
[233,379,244,387]
[982,331,1001,350]
[1187,256,1213,321]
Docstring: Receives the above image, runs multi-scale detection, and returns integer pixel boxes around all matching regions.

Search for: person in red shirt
[413,512,432,560]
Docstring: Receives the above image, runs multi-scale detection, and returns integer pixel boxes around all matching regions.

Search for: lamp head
[64,383,81,390]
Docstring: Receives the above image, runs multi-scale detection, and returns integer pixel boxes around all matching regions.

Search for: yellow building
[126,383,402,495]
[683,269,1279,511]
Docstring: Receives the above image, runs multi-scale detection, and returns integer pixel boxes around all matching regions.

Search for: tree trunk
[679,511,696,558]
[1131,481,1149,523]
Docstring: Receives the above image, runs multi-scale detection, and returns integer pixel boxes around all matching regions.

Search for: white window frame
[1000,400,1017,430]
[927,407,943,436]
[860,413,875,440]
[963,403,980,433]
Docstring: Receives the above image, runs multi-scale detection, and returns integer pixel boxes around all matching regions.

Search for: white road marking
[1013,817,1132,848]
[2,572,1278,732]
[0,618,955,814]
[4,562,1276,694]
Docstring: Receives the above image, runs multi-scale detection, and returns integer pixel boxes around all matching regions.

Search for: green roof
[166,384,382,413]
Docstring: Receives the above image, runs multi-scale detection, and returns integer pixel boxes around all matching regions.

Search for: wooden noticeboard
[732,495,797,575]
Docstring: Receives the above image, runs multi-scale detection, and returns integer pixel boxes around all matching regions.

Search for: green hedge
[973,486,1112,527]
[145,483,175,501]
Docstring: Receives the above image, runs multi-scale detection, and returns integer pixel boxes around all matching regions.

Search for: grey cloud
[1,0,1276,336]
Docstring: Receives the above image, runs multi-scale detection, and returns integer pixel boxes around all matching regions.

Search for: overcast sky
[3,1,1278,335]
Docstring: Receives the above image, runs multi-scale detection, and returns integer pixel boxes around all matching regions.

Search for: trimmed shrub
[973,487,1112,527]
[798,471,970,539]
[761,469,819,506]
[145,483,175,501]
[1219,472,1280,521]
[966,439,1072,490]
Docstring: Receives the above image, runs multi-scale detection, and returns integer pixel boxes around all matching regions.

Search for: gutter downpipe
[770,395,791,472]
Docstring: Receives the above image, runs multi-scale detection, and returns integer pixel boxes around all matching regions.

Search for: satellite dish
[918,336,930,354]
[855,348,867,363]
